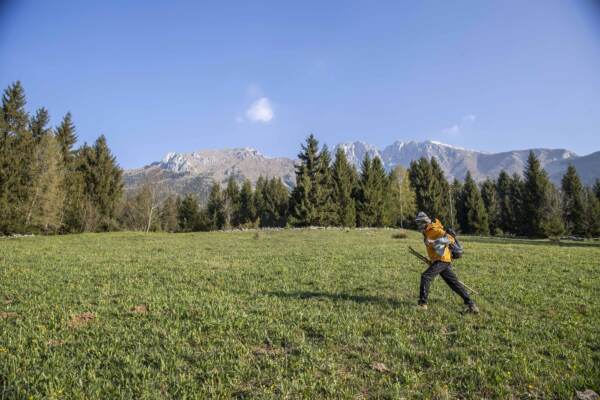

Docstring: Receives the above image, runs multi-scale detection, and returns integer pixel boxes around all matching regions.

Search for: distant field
[1,230,599,399]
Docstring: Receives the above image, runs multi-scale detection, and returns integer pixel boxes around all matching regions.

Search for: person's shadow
[264,290,412,308]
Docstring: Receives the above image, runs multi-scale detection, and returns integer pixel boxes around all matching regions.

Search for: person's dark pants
[419,261,474,305]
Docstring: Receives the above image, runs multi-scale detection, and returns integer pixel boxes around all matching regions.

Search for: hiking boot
[464,303,479,314]
[417,303,428,310]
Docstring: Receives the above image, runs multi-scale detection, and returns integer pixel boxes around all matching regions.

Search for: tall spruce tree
[62,151,89,232]
[55,112,78,165]
[561,164,586,236]
[29,108,51,141]
[593,179,600,201]
[257,178,289,227]
[584,188,600,237]
[331,147,357,227]
[56,114,87,232]
[480,178,500,235]
[315,145,336,226]
[496,171,514,235]
[159,195,179,232]
[207,181,226,230]
[458,171,489,235]
[26,133,65,232]
[79,135,123,230]
[289,134,320,226]
[254,176,267,226]
[2,81,28,133]
[177,194,200,231]
[408,157,448,222]
[429,157,450,222]
[510,173,527,236]
[0,81,34,233]
[541,184,565,239]
[409,158,434,218]
[238,179,256,226]
[224,176,241,228]
[448,178,462,230]
[356,155,388,227]
[522,151,552,237]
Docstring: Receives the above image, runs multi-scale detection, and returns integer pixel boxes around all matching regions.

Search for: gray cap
[415,211,431,225]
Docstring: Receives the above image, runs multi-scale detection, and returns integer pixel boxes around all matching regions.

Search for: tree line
[152,134,599,239]
[3,82,600,238]
[0,82,122,234]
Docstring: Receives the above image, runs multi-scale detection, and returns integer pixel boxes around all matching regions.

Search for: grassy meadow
[1,229,599,399]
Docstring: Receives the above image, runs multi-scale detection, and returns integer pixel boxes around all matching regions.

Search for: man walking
[415,212,479,313]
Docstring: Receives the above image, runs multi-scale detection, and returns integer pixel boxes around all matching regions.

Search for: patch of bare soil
[576,389,599,400]
[47,339,65,347]
[0,312,17,318]
[371,362,389,373]
[68,312,95,328]
[131,304,148,314]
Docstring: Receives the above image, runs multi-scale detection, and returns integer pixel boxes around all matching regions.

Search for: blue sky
[1,0,600,168]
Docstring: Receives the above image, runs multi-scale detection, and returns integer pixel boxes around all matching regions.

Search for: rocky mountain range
[123,140,600,201]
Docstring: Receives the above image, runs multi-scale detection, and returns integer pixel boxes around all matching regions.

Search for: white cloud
[442,114,476,135]
[246,97,274,123]
[443,124,460,135]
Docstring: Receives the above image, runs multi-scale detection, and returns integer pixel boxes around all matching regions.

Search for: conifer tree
[56,115,87,232]
[177,194,200,231]
[254,176,267,226]
[541,184,565,240]
[356,155,388,227]
[26,133,65,231]
[448,178,462,230]
[480,178,500,235]
[258,178,289,227]
[78,135,123,230]
[2,81,28,133]
[523,151,552,237]
[207,181,226,230]
[496,171,514,235]
[61,152,89,232]
[458,171,489,235]
[55,112,78,165]
[409,157,448,221]
[0,81,34,233]
[561,164,586,236]
[429,157,450,222]
[224,176,241,228]
[387,165,416,228]
[584,188,600,237]
[315,145,336,226]
[509,173,527,236]
[593,179,600,201]
[238,179,256,226]
[29,108,51,141]
[409,157,431,216]
[159,195,179,232]
[331,147,357,227]
[288,173,315,227]
[289,134,320,226]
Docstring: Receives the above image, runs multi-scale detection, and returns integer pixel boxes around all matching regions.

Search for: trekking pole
[407,246,480,295]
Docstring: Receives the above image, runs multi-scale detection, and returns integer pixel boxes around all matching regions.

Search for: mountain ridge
[123,140,598,201]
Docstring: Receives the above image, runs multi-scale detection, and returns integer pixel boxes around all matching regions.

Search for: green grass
[1,230,599,399]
